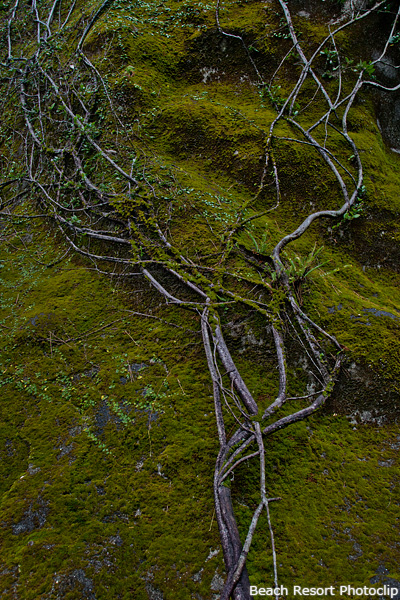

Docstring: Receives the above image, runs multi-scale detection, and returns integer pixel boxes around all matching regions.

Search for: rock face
[376,90,400,151]
[51,569,97,600]
[374,54,400,152]
[12,496,49,535]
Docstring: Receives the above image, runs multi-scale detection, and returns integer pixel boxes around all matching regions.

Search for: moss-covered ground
[1,0,400,598]
[1,216,399,598]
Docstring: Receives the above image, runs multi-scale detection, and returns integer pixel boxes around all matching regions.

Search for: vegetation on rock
[1,0,400,598]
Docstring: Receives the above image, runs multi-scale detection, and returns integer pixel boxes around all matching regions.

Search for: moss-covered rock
[1,0,400,597]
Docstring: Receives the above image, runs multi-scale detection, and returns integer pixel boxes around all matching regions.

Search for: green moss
[2,0,400,597]
[2,202,399,597]
[238,416,400,593]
